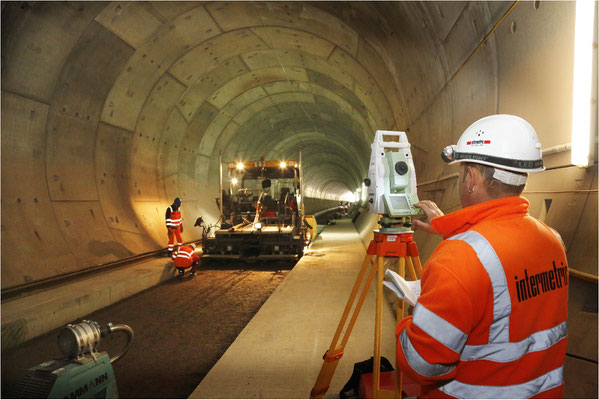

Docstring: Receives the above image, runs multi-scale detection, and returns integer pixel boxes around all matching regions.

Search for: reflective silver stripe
[400,329,456,377]
[449,231,511,343]
[461,322,567,362]
[413,303,468,353]
[177,249,194,258]
[438,365,564,398]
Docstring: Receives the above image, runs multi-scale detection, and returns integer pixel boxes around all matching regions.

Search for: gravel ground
[1,261,291,399]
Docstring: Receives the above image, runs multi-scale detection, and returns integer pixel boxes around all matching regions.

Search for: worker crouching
[172,243,200,277]
[397,115,568,398]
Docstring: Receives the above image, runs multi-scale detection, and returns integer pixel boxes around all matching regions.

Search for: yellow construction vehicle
[202,157,314,261]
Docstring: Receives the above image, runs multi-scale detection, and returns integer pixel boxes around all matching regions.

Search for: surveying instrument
[310,131,423,399]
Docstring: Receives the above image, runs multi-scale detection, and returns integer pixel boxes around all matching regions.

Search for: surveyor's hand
[412,200,444,234]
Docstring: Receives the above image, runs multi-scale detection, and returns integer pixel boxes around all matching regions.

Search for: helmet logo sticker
[466,129,490,145]
[466,140,491,145]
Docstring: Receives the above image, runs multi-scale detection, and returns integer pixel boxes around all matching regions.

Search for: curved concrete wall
[1,1,597,386]
[354,205,378,249]
[303,197,339,216]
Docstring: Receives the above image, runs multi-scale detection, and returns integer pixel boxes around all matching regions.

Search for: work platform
[190,217,397,399]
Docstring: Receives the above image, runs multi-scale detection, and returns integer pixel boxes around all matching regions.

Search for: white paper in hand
[383,269,421,307]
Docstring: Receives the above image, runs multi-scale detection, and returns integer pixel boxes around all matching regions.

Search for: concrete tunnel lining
[1,1,597,390]
[1,0,461,286]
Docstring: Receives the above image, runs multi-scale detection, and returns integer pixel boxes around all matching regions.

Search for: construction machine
[13,320,133,399]
[201,157,316,261]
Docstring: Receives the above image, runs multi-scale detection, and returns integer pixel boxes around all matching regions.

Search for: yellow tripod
[310,231,422,399]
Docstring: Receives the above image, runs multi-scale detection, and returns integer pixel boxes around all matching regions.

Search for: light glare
[236,162,244,170]
[571,0,596,167]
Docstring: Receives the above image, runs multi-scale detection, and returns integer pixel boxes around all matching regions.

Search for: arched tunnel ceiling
[13,0,585,288]
[95,1,404,200]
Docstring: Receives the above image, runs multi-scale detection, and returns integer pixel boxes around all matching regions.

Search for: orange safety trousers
[167,227,182,252]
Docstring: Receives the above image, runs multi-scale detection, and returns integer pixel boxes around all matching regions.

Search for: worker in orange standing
[396,114,568,398]
[172,243,200,277]
[166,197,183,257]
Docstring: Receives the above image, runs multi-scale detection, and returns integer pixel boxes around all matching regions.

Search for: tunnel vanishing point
[1,0,597,393]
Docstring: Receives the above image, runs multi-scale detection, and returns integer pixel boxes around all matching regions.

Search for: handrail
[569,268,599,284]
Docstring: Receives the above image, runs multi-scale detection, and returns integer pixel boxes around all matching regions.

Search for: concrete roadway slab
[190,218,398,399]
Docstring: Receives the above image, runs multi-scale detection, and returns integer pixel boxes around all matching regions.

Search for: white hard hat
[442,114,545,174]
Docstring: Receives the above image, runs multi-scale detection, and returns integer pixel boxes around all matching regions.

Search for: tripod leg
[394,256,408,399]
[310,253,376,398]
[373,255,385,397]
[406,256,418,281]
[397,257,406,320]
[413,255,423,278]
[340,259,379,349]
[329,253,374,351]
[396,366,403,399]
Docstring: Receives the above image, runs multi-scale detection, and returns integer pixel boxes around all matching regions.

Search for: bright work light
[236,162,244,170]
[571,0,596,167]
[231,178,238,185]
[280,161,287,168]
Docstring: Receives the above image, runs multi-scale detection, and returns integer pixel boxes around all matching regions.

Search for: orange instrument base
[367,231,420,258]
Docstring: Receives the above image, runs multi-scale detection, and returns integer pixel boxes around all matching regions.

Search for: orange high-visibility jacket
[172,245,199,268]
[166,206,182,228]
[396,196,568,398]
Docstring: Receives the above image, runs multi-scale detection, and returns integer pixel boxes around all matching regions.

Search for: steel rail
[1,242,195,302]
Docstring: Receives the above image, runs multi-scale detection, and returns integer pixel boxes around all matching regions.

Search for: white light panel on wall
[571,0,597,167]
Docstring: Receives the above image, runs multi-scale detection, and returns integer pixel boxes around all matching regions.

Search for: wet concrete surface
[1,261,291,399]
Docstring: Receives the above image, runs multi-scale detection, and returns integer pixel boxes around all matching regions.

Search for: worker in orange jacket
[172,243,200,276]
[166,197,183,257]
[396,115,568,398]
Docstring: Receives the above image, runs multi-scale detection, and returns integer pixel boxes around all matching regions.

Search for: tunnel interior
[1,0,597,391]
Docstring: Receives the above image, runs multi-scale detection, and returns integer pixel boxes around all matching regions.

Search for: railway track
[1,247,171,303]
[1,259,291,399]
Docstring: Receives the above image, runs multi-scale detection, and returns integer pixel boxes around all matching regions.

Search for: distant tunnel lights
[231,178,238,185]
[571,0,596,167]
[236,162,244,170]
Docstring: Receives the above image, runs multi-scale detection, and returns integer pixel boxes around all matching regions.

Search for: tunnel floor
[1,262,291,399]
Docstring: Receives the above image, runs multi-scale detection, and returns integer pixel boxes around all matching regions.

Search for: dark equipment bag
[339,356,395,399]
